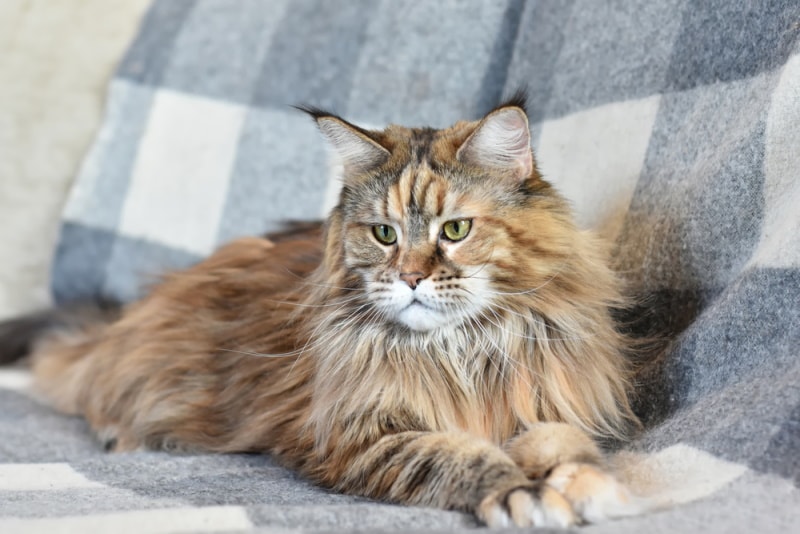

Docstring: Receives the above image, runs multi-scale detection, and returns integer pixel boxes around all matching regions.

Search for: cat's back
[29,228,325,453]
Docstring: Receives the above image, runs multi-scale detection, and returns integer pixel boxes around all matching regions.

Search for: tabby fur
[5,97,645,527]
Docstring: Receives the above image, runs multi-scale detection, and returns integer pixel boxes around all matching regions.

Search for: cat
[0,95,646,528]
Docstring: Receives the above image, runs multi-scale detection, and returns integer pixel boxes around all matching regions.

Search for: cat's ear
[299,108,389,176]
[456,105,533,181]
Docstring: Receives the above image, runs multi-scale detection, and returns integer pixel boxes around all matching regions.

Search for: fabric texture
[2,0,800,532]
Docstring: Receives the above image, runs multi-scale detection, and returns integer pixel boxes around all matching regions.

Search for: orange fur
[21,100,642,527]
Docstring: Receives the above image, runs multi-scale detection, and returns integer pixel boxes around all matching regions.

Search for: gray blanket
[2,1,799,532]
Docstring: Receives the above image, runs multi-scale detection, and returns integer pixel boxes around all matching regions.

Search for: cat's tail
[0,301,120,365]
[0,301,121,414]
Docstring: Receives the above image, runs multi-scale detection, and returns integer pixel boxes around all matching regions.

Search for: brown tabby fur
[17,98,642,527]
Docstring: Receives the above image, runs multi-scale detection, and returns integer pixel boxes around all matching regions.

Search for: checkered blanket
[2,1,799,532]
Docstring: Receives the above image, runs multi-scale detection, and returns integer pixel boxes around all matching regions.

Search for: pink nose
[399,272,425,289]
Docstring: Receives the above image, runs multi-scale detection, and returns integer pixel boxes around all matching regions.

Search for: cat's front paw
[478,464,646,529]
[477,484,576,529]
[502,424,649,526]
[545,462,645,524]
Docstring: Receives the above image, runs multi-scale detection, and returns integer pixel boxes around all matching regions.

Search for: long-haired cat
[0,96,646,528]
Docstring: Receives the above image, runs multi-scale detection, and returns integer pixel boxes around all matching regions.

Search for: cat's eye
[441,219,472,241]
[372,224,397,245]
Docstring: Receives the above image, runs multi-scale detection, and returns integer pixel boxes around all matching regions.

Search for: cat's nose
[399,272,425,290]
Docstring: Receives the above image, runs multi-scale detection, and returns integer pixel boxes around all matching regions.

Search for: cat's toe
[95,426,141,453]
[479,485,576,528]
[545,462,647,523]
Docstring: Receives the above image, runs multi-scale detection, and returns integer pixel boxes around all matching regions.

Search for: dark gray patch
[665,0,800,91]
[635,367,800,480]
[633,268,800,476]
[247,502,473,531]
[503,0,575,124]
[159,0,286,103]
[215,108,329,244]
[614,73,773,293]
[117,0,197,86]
[534,0,688,121]
[0,391,100,462]
[72,453,354,506]
[674,268,798,408]
[476,0,527,113]
[0,488,178,519]
[252,0,377,111]
[344,1,514,126]
[754,401,800,486]
[52,223,118,304]
[101,234,201,302]
[121,471,351,507]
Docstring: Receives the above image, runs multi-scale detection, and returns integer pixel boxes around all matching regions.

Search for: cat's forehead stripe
[369,122,469,224]
[380,189,390,220]
[412,166,437,213]
[401,166,428,217]
[381,163,456,229]
[386,174,406,221]
[399,167,413,216]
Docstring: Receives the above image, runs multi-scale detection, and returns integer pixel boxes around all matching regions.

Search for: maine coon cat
[0,97,646,528]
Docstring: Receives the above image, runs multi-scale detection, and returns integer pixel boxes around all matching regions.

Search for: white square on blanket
[119,89,245,255]
[536,95,661,243]
[754,53,800,269]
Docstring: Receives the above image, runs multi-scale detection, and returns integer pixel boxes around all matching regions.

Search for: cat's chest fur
[309,319,529,445]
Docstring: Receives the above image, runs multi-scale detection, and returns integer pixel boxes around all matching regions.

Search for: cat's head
[306,97,576,333]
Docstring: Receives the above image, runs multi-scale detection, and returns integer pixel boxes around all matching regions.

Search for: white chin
[397,304,447,331]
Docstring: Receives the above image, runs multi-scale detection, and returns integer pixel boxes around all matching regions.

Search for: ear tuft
[298,107,389,176]
[456,106,533,181]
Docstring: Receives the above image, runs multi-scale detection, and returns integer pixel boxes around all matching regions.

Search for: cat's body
[1,98,646,528]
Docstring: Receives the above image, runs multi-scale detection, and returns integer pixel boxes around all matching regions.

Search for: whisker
[217,347,303,359]
[259,294,364,309]
[460,258,492,282]
[320,305,384,377]
[484,308,602,386]
[280,266,363,292]
[301,301,372,353]
[288,300,377,377]
[480,270,564,296]
[480,309,544,387]
[468,311,533,391]
[218,297,371,360]
[486,303,599,341]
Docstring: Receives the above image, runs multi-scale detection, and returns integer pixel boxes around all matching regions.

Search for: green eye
[442,219,472,241]
[372,224,397,245]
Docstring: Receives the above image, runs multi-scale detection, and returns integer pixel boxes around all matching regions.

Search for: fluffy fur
[2,99,645,527]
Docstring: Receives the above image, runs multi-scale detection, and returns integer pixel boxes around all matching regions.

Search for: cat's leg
[328,431,577,528]
[504,422,602,479]
[505,423,644,524]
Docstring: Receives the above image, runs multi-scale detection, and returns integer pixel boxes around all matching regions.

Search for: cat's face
[312,102,565,332]
[341,166,497,331]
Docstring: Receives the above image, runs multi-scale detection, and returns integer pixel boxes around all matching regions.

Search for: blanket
[2,1,799,532]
